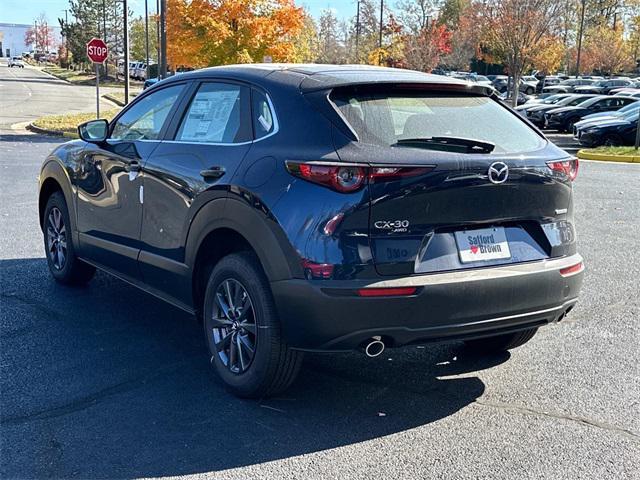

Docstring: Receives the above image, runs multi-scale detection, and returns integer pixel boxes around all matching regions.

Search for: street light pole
[355,0,360,62]
[103,0,108,77]
[160,0,167,78]
[378,0,383,49]
[575,0,586,76]
[145,0,150,79]
[123,0,130,104]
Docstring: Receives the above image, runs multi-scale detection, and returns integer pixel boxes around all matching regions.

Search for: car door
[76,83,187,280]
[138,80,258,304]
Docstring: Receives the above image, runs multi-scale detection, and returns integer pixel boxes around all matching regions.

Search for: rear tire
[464,328,538,354]
[203,252,303,398]
[43,192,95,285]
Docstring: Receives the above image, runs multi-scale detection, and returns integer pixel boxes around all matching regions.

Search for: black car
[524,94,597,127]
[38,65,584,398]
[577,111,639,147]
[573,78,634,95]
[544,95,636,132]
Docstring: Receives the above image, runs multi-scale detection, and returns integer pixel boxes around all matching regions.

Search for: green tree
[130,15,158,62]
[438,0,471,29]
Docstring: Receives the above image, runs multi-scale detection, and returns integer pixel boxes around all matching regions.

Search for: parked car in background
[37,64,583,398]
[8,57,25,68]
[452,73,494,89]
[608,86,640,96]
[573,79,634,95]
[576,110,639,147]
[573,100,640,131]
[498,90,529,105]
[542,79,594,94]
[494,77,537,95]
[544,95,636,132]
[523,94,597,127]
[515,93,570,115]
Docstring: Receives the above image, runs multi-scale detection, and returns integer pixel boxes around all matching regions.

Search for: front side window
[176,83,250,144]
[331,89,545,154]
[111,85,184,141]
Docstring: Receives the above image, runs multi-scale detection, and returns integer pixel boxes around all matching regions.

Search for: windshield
[562,96,594,106]
[577,96,606,108]
[331,90,545,154]
[622,110,640,122]
[543,94,567,104]
[591,81,607,87]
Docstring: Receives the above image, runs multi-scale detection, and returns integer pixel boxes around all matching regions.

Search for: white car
[8,57,25,68]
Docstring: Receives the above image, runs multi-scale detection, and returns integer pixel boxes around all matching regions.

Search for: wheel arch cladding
[186,197,303,308]
[39,161,75,233]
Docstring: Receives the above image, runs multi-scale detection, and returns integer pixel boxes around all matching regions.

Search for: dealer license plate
[454,227,511,263]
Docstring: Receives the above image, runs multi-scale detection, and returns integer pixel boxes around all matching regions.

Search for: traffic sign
[86,38,108,64]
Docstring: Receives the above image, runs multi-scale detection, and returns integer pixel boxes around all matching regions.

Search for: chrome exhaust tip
[362,336,385,358]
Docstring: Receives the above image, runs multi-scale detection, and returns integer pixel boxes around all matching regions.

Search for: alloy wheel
[209,279,257,374]
[46,207,67,270]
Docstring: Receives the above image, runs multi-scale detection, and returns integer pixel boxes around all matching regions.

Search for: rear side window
[331,90,545,154]
[176,83,251,144]
[252,90,276,139]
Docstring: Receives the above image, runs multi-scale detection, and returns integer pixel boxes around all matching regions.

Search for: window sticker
[180,89,240,142]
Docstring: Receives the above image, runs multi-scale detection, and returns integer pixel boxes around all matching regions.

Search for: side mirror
[78,119,108,143]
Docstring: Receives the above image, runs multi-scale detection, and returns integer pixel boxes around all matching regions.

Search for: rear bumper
[271,254,584,351]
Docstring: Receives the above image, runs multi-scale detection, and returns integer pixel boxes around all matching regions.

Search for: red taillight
[289,162,366,193]
[559,261,584,277]
[286,162,434,192]
[357,287,417,297]
[547,157,579,181]
[369,166,435,182]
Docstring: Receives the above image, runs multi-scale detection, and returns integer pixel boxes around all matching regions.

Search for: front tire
[43,192,95,285]
[203,252,303,398]
[464,328,538,354]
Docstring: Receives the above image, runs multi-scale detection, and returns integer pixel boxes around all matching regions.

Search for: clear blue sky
[0,0,358,26]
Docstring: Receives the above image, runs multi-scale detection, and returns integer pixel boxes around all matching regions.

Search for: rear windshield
[331,90,545,154]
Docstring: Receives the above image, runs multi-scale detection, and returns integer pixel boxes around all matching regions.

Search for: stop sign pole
[86,38,108,118]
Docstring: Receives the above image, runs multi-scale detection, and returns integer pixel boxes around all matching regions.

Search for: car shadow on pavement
[0,258,508,479]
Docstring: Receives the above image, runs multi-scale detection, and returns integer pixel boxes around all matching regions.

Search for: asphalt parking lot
[1,129,638,479]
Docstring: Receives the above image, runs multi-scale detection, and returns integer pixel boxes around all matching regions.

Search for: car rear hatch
[328,85,577,277]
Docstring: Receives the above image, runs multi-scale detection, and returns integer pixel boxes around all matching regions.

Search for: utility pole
[355,0,360,63]
[378,0,383,49]
[575,0,586,76]
[156,0,161,69]
[103,0,107,77]
[64,10,69,66]
[145,0,150,79]
[160,0,167,78]
[123,0,130,104]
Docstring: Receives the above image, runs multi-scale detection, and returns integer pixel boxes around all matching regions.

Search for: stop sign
[86,38,108,64]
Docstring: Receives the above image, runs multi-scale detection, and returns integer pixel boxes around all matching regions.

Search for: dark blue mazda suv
[38,64,584,397]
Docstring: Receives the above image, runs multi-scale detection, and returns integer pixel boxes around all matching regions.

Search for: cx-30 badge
[488,162,509,184]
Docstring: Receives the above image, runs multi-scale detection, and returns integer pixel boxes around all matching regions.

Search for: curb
[577,149,640,163]
[102,93,125,107]
[27,122,78,139]
[39,68,72,84]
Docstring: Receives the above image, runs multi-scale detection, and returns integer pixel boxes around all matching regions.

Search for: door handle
[125,161,141,172]
[200,167,225,180]
[126,161,141,181]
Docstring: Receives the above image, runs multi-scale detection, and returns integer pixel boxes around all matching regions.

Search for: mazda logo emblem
[488,162,509,184]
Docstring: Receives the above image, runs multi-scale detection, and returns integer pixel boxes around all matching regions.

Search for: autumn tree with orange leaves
[478,0,562,105]
[167,0,304,68]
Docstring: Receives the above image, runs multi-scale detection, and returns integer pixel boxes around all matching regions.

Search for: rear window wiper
[394,136,495,154]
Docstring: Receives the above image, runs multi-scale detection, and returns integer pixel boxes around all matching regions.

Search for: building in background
[0,23,62,58]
